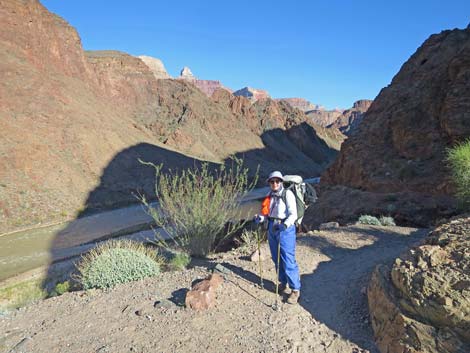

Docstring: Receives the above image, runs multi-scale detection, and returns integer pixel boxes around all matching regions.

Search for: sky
[41,0,470,109]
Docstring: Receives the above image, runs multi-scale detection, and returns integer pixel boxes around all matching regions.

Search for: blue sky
[42,0,469,109]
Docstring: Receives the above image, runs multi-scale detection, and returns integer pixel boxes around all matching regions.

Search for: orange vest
[260,196,271,216]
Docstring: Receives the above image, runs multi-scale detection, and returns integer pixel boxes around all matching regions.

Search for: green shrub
[357,215,381,226]
[379,216,396,226]
[54,281,71,295]
[168,252,191,271]
[77,240,162,290]
[447,139,470,210]
[141,158,258,257]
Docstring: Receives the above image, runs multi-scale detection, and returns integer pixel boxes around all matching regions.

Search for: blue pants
[267,221,301,291]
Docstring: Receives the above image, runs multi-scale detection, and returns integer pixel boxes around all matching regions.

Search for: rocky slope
[233,87,270,101]
[327,99,372,135]
[276,98,322,112]
[368,215,470,353]
[306,108,344,127]
[0,0,340,233]
[310,28,470,226]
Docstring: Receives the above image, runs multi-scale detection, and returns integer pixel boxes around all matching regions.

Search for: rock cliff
[327,99,372,135]
[176,66,231,96]
[309,28,470,226]
[138,55,171,79]
[0,0,340,233]
[306,108,344,127]
[368,215,470,353]
[233,87,270,101]
[276,98,322,112]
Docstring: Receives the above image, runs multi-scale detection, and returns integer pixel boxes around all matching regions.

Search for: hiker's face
[269,178,282,191]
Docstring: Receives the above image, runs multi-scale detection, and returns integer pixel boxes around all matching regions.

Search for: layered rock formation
[327,99,372,135]
[306,108,344,127]
[233,87,270,101]
[138,55,171,79]
[0,0,340,233]
[176,66,230,96]
[309,28,470,226]
[368,215,470,353]
[276,98,322,112]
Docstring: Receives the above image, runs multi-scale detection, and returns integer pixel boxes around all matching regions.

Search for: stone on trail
[185,274,224,311]
[319,222,339,230]
[250,245,269,262]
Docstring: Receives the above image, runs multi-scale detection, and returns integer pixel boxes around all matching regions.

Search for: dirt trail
[0,225,428,353]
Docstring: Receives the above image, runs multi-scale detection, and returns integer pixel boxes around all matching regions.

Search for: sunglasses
[269,179,282,184]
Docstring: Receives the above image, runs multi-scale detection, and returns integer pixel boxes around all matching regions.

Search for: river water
[0,191,265,282]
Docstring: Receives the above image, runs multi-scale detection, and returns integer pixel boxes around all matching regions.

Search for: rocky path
[0,225,428,353]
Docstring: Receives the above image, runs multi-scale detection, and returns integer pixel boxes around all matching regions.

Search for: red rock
[185,274,224,311]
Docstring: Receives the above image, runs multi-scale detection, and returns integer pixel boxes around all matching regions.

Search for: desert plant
[447,139,470,210]
[357,215,381,226]
[141,158,258,257]
[76,240,162,290]
[168,252,191,271]
[54,281,71,295]
[379,216,396,226]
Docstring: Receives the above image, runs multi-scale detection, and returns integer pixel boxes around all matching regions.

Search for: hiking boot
[279,283,291,295]
[287,290,300,304]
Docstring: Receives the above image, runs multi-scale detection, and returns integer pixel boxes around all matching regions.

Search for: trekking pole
[272,232,281,311]
[256,225,264,289]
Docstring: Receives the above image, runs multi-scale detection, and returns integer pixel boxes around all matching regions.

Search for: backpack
[281,175,318,226]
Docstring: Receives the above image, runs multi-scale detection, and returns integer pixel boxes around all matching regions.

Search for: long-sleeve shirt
[268,187,297,228]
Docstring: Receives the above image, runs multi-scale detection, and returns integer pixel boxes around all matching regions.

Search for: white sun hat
[266,171,284,183]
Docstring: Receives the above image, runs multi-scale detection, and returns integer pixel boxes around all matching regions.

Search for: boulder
[185,274,224,311]
[368,214,470,353]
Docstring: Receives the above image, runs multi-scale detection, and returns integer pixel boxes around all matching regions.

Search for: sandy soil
[0,225,428,353]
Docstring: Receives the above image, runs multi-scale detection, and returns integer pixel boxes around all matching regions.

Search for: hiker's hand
[274,223,287,232]
[253,215,264,224]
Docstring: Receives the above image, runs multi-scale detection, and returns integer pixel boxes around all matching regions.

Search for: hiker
[254,171,301,304]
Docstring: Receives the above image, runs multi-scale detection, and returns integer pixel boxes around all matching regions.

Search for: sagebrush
[168,252,191,271]
[357,215,396,226]
[447,139,470,210]
[76,240,162,290]
[141,158,258,257]
[379,216,396,226]
[357,215,381,225]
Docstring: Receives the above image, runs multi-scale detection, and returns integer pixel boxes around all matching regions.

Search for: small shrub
[447,139,470,210]
[379,216,396,226]
[141,158,258,257]
[168,252,191,271]
[357,215,381,226]
[77,240,162,290]
[54,281,71,295]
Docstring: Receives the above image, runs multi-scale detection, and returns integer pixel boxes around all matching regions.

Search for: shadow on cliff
[41,122,337,293]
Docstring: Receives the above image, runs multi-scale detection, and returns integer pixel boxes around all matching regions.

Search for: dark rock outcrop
[324,29,470,195]
[313,28,470,226]
[368,215,470,353]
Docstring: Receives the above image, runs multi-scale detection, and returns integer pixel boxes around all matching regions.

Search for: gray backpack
[281,175,318,226]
